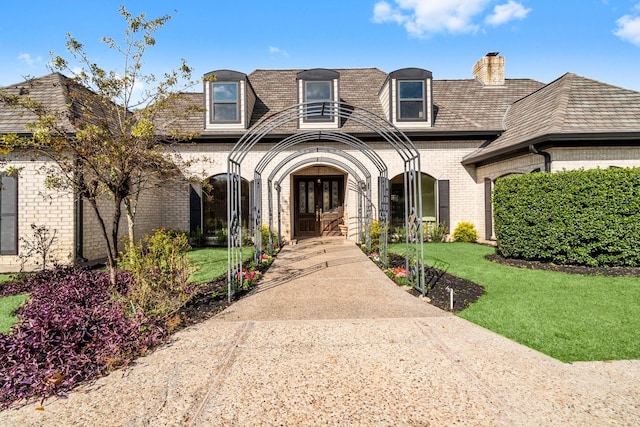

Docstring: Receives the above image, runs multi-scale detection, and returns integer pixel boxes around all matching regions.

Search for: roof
[0,73,76,133]
[0,72,129,136]
[463,73,640,164]
[6,69,639,165]
[156,68,544,137]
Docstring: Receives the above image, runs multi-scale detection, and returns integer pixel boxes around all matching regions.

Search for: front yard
[390,242,640,362]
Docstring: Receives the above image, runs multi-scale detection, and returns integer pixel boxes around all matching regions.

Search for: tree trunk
[124,197,136,249]
[111,195,123,266]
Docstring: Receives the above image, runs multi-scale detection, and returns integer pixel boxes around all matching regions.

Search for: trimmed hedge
[493,168,640,267]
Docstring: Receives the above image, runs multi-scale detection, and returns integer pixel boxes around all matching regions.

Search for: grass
[187,246,254,284]
[389,242,640,362]
[0,294,28,334]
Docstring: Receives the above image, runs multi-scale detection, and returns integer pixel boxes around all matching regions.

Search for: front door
[295,176,344,238]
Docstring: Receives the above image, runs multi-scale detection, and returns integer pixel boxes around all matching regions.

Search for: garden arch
[228,101,425,300]
[252,131,389,259]
[269,153,371,253]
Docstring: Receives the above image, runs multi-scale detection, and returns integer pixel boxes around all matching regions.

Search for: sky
[1,0,640,94]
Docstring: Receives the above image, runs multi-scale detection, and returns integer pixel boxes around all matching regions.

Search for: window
[202,174,249,236]
[390,173,436,230]
[305,81,332,120]
[0,174,17,255]
[211,82,239,122]
[398,80,425,120]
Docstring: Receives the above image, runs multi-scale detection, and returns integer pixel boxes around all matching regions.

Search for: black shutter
[438,180,450,233]
[189,185,202,234]
[484,178,493,240]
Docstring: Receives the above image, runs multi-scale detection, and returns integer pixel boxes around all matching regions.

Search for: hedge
[493,167,640,267]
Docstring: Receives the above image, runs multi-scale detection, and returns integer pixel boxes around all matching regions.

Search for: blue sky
[1,0,640,92]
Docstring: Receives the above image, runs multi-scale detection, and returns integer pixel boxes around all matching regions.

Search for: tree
[0,6,203,285]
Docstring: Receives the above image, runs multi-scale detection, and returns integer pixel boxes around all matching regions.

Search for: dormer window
[398,81,425,120]
[211,82,239,122]
[304,81,333,121]
[204,70,256,130]
[297,69,340,129]
[379,68,433,128]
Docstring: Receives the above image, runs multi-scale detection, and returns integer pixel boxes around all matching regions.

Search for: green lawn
[0,294,28,334]
[389,242,640,362]
[188,246,253,284]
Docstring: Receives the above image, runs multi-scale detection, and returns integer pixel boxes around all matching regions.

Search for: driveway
[1,237,638,426]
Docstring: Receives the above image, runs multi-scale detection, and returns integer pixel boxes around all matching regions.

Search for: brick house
[1,53,640,272]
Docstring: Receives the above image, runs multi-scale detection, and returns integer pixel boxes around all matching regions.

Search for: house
[1,53,640,272]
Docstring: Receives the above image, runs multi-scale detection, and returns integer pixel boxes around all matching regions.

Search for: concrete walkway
[1,237,639,426]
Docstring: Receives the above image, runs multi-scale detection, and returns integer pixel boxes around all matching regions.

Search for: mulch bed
[485,253,640,277]
[387,253,484,313]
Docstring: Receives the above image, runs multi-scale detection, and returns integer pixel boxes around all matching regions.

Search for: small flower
[393,267,407,278]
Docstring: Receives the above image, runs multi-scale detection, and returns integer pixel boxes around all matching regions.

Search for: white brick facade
[0,155,75,272]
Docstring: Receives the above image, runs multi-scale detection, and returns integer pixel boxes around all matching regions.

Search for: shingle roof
[432,78,544,130]
[463,73,640,163]
[0,73,75,133]
[0,72,129,135]
[157,68,544,136]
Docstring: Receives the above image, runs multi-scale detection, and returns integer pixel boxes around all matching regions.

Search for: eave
[461,132,640,166]
[188,128,502,144]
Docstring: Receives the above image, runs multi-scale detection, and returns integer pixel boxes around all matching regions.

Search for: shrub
[18,224,58,272]
[118,228,195,321]
[425,222,448,242]
[190,226,206,248]
[453,222,478,242]
[260,224,272,248]
[493,168,640,266]
[215,227,228,246]
[0,266,165,409]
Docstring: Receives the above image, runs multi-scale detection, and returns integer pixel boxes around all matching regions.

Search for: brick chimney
[472,52,505,86]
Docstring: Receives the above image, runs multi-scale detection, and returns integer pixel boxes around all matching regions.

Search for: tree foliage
[0,6,203,283]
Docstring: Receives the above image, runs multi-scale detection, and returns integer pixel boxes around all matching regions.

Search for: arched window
[202,174,249,236]
[389,173,436,229]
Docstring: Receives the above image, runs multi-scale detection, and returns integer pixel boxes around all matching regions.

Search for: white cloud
[269,46,289,57]
[18,53,42,67]
[615,14,640,46]
[372,0,531,37]
[485,1,531,26]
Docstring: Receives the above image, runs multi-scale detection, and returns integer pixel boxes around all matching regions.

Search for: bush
[425,222,448,242]
[215,227,228,246]
[118,228,195,321]
[453,222,478,242]
[0,266,165,409]
[494,168,640,266]
[190,226,207,248]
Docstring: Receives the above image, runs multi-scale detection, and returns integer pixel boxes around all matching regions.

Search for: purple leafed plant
[0,266,166,409]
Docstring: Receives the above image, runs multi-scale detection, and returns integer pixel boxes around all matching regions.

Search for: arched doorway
[390,172,436,230]
[291,165,346,239]
[203,174,249,238]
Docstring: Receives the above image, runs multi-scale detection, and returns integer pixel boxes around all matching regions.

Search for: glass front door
[295,176,344,238]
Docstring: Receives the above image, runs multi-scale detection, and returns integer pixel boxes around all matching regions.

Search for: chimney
[472,52,505,86]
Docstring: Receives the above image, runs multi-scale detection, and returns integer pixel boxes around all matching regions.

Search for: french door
[295,176,344,238]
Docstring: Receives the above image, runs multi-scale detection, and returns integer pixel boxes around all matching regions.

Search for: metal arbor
[227,101,426,301]
[252,131,389,258]
[270,152,372,249]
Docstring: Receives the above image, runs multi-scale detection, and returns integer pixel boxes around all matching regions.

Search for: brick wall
[0,157,75,273]
[171,139,484,243]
